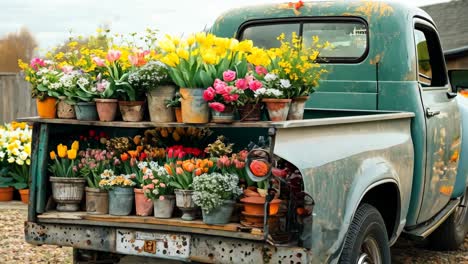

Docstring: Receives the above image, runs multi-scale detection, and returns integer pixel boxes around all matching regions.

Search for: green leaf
[199,70,212,88]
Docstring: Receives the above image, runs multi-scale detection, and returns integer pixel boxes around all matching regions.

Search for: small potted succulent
[192,172,242,225]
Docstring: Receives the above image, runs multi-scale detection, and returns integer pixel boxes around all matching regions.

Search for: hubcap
[453,191,467,228]
[357,236,382,264]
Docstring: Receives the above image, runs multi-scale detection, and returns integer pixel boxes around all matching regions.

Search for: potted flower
[98,169,136,216]
[267,33,328,120]
[192,172,242,225]
[62,70,98,121]
[0,122,32,203]
[165,157,214,220]
[48,141,85,211]
[159,33,255,123]
[0,165,14,201]
[92,72,119,122]
[165,93,182,123]
[142,162,176,218]
[78,149,118,214]
[18,58,61,118]
[128,61,176,122]
[202,72,243,123]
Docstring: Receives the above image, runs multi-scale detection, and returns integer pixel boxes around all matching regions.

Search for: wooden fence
[0,72,36,124]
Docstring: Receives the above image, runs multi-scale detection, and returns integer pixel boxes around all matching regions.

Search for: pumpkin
[249,160,270,177]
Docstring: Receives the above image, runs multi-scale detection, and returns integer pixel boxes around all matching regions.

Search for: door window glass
[414,26,447,87]
[240,23,300,49]
[415,29,432,85]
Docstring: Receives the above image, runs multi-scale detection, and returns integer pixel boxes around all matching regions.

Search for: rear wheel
[339,203,391,264]
[427,187,468,251]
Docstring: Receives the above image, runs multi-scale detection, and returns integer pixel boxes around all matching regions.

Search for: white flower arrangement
[254,88,283,98]
[0,123,32,166]
[128,60,172,92]
[192,173,242,213]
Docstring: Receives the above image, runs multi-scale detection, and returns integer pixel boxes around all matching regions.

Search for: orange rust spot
[439,186,453,196]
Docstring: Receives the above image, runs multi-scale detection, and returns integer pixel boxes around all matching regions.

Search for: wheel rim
[453,191,467,228]
[357,236,382,264]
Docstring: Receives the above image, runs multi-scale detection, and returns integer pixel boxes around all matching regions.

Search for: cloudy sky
[1,0,448,51]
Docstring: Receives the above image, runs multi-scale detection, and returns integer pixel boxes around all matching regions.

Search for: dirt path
[0,203,466,263]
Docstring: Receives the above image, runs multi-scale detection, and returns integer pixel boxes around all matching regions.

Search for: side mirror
[449,69,468,93]
[245,149,273,182]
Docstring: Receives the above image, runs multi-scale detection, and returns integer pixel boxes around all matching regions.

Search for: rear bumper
[25,221,311,263]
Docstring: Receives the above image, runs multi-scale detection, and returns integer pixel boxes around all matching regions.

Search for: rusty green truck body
[23,1,468,263]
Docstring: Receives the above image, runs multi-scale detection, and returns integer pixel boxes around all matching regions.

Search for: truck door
[414,19,462,223]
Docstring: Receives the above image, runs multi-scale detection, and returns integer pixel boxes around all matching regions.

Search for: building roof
[421,0,468,54]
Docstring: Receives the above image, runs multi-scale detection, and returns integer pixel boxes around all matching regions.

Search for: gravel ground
[0,205,466,263]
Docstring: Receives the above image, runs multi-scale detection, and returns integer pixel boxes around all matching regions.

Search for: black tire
[427,188,468,251]
[339,203,391,264]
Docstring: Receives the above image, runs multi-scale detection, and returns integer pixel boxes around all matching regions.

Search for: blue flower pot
[109,187,134,216]
[202,200,235,225]
[75,102,98,121]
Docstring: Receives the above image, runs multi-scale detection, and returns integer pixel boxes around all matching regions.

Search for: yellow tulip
[186,35,196,46]
[71,141,79,151]
[57,144,67,158]
[67,149,77,160]
[50,151,56,160]
[201,51,217,65]
[176,48,189,60]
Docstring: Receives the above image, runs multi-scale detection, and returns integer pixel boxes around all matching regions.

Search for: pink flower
[147,183,155,189]
[96,80,109,93]
[203,87,216,101]
[249,80,263,91]
[235,78,248,90]
[217,156,231,167]
[245,75,254,84]
[61,65,73,74]
[129,49,150,66]
[143,175,149,180]
[209,102,226,112]
[30,58,45,70]
[152,179,159,184]
[92,57,106,67]
[106,50,121,63]
[223,93,239,103]
[255,66,268,75]
[159,196,165,201]
[159,183,166,188]
[223,70,236,82]
[213,79,227,92]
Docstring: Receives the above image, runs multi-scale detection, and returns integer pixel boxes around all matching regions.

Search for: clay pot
[211,105,236,123]
[147,85,176,122]
[95,98,118,122]
[262,98,292,121]
[0,187,14,201]
[36,97,57,119]
[180,88,209,124]
[75,102,98,121]
[119,101,146,122]
[287,96,309,120]
[240,196,281,215]
[85,187,108,214]
[174,107,182,123]
[241,211,280,229]
[19,189,29,204]
[238,103,262,121]
[57,97,76,119]
[134,188,154,216]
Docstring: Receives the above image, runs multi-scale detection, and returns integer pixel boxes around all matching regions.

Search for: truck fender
[327,157,402,263]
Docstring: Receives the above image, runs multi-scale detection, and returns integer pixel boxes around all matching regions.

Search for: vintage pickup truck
[22,1,468,264]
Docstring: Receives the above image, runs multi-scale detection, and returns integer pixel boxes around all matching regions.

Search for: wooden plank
[36,124,49,214]
[38,211,86,220]
[84,214,241,232]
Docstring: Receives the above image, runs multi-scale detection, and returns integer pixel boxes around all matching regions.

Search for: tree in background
[0,27,37,72]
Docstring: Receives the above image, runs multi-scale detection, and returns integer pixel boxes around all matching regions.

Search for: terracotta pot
[241,211,280,229]
[174,107,182,123]
[240,196,281,215]
[211,105,235,123]
[147,85,176,122]
[287,96,309,120]
[0,187,14,201]
[180,88,209,124]
[36,97,57,119]
[50,177,86,212]
[19,189,29,204]
[57,97,76,119]
[238,103,262,121]
[135,188,154,216]
[262,98,292,121]
[119,101,145,122]
[95,98,118,122]
[85,187,108,214]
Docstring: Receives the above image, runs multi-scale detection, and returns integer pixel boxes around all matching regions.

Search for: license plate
[116,229,190,259]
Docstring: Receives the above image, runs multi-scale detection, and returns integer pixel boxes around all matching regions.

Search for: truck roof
[211,0,434,37]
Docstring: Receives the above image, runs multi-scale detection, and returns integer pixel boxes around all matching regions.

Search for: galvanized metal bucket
[202,200,235,225]
[147,85,176,122]
[153,195,176,218]
[109,187,134,216]
[50,177,86,212]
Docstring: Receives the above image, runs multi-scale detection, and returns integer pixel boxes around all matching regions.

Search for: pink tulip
[30,58,46,70]
[255,66,268,75]
[92,57,106,67]
[223,70,236,82]
[223,93,239,103]
[61,65,73,74]
[235,78,248,90]
[249,80,263,91]
[160,183,166,188]
[159,196,165,201]
[203,87,216,101]
[208,102,226,112]
[106,50,121,63]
